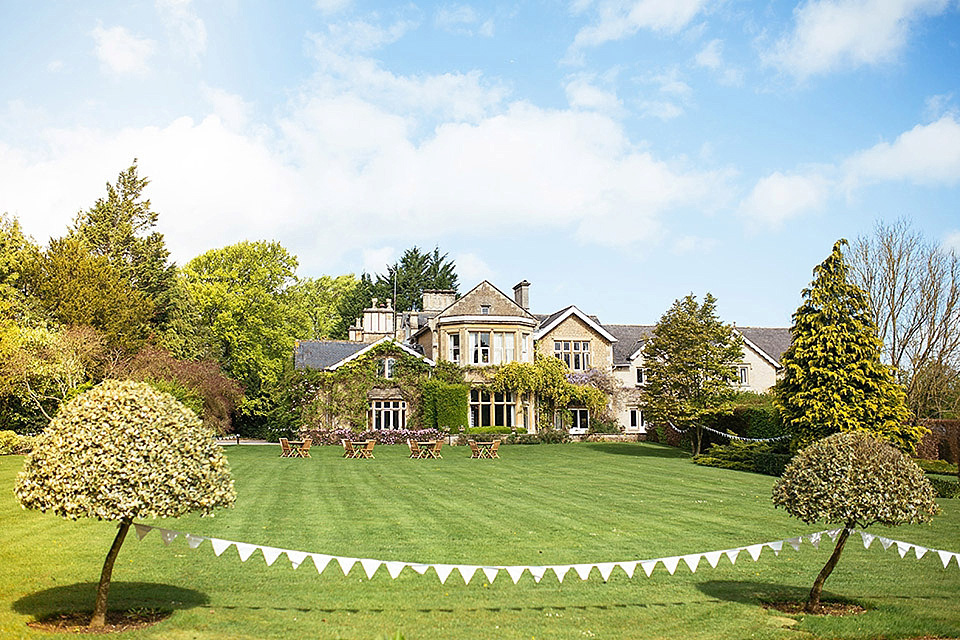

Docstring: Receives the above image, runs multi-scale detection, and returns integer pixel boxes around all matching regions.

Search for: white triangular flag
[360,558,381,579]
[210,538,232,557]
[786,537,802,551]
[160,529,179,546]
[878,537,893,551]
[409,563,431,575]
[662,556,681,575]
[746,544,763,561]
[641,560,657,577]
[937,550,954,568]
[896,541,910,558]
[261,546,284,566]
[311,554,333,574]
[597,563,616,582]
[573,564,593,580]
[860,532,875,549]
[827,529,842,542]
[766,541,783,555]
[808,533,820,549]
[385,562,405,579]
[619,561,637,578]
[914,546,928,560]
[506,566,526,584]
[337,556,357,575]
[725,548,740,565]
[287,550,308,569]
[134,524,153,540]
[458,565,479,585]
[704,551,723,568]
[529,566,548,583]
[186,534,205,549]
[681,554,701,573]
[235,542,257,562]
[481,567,499,583]
[434,564,455,584]
[551,566,571,583]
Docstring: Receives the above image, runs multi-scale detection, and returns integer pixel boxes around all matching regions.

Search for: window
[469,331,490,364]
[480,304,491,315]
[370,400,406,430]
[522,333,529,359]
[470,389,514,427]
[377,358,395,379]
[448,333,460,364]
[738,365,749,385]
[636,368,647,385]
[492,332,516,364]
[629,408,645,431]
[554,340,591,370]
[569,408,589,433]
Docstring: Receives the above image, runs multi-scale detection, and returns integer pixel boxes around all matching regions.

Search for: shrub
[419,380,469,430]
[916,458,959,476]
[929,476,959,498]
[0,430,33,455]
[300,428,443,446]
[587,417,621,435]
[694,441,792,477]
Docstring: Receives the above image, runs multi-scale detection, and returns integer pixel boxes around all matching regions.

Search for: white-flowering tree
[772,431,939,612]
[15,380,235,628]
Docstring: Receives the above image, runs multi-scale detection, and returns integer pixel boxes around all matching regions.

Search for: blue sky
[1,0,959,327]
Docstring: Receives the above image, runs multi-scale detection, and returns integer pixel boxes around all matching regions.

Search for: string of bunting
[667,421,792,443]
[131,523,960,585]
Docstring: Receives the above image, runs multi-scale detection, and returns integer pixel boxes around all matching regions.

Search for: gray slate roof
[737,327,793,365]
[294,340,368,370]
[604,324,655,365]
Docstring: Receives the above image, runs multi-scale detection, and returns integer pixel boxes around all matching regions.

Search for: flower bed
[300,428,443,446]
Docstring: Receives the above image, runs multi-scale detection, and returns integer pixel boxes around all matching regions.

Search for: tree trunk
[692,426,702,456]
[90,518,131,628]
[806,525,852,613]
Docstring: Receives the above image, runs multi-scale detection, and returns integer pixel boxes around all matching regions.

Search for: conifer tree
[775,239,923,452]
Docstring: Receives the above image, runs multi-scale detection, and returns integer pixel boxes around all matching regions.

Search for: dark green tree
[332,273,374,339]
[373,246,459,312]
[641,293,743,455]
[69,161,177,328]
[774,239,922,452]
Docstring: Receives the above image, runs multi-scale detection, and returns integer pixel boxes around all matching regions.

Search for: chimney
[513,280,530,310]
[422,289,457,312]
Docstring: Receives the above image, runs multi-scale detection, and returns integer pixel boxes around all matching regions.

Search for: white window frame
[469,331,491,364]
[554,341,591,371]
[628,408,645,432]
[738,365,749,386]
[636,367,647,385]
[569,408,590,434]
[370,400,406,430]
[448,333,460,364]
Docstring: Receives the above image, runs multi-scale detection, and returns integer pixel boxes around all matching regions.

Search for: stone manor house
[294,280,791,435]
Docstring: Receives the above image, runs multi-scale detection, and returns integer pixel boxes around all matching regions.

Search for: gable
[437,281,534,320]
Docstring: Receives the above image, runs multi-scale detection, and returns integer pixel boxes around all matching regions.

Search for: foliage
[587,416,621,434]
[432,359,466,384]
[505,428,572,445]
[373,246,459,312]
[928,476,959,498]
[775,239,920,452]
[289,274,359,339]
[299,427,442,446]
[641,293,743,455]
[702,393,786,442]
[419,379,469,431]
[68,161,177,329]
[332,273,374,339]
[849,219,960,420]
[916,458,959,475]
[693,441,792,477]
[0,430,33,455]
[23,236,153,352]
[117,345,244,434]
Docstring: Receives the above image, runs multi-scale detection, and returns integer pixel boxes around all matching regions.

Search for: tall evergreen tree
[641,293,743,455]
[373,246,459,312]
[774,239,922,452]
[69,160,177,328]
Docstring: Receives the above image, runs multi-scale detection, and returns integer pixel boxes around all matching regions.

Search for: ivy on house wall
[419,379,469,431]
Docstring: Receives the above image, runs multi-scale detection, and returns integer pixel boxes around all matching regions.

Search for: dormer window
[480,305,491,315]
[378,358,396,379]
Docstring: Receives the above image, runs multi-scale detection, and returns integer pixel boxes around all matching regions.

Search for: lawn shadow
[696,580,812,606]
[583,442,691,459]
[13,582,209,618]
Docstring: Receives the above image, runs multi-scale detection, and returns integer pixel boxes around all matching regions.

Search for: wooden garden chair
[487,439,500,459]
[280,438,294,458]
[359,440,376,459]
[297,437,312,458]
[427,440,443,459]
[408,439,424,459]
[468,439,483,459]
[341,439,358,459]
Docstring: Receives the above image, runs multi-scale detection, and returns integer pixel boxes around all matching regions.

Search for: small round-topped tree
[772,431,939,613]
[16,379,235,628]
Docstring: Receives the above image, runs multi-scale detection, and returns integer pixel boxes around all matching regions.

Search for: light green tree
[289,274,358,339]
[772,431,939,612]
[15,380,235,628]
[641,293,743,455]
[775,239,922,452]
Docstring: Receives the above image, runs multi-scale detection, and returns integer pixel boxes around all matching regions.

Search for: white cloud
[316,17,419,54]
[454,252,494,283]
[739,171,829,226]
[672,235,716,254]
[570,0,711,51]
[156,0,207,61]
[200,85,254,131]
[565,75,623,115]
[843,115,960,188]
[316,0,353,14]
[91,25,156,76]
[695,38,723,69]
[361,247,397,275]
[47,60,64,73]
[766,0,949,78]
[942,231,960,255]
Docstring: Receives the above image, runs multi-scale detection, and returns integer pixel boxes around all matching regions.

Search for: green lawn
[2,442,959,639]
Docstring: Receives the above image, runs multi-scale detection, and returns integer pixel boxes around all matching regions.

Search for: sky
[1,0,959,328]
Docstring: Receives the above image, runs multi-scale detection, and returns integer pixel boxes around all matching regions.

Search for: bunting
[130,523,960,584]
[666,421,792,443]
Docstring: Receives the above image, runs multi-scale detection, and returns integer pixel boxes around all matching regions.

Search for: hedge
[419,380,469,431]
[694,441,793,477]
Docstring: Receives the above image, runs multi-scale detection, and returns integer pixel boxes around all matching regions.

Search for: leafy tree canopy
[289,274,358,340]
[774,239,921,452]
[374,246,459,312]
[641,293,743,455]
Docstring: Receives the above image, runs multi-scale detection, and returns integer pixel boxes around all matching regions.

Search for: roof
[604,324,655,365]
[736,327,792,366]
[534,306,618,342]
[294,337,435,371]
